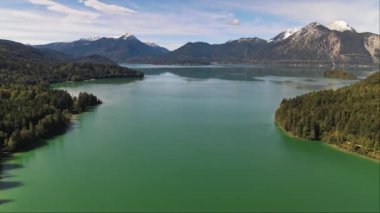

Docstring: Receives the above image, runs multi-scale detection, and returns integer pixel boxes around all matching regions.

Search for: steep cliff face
[364,34,380,64]
[257,23,336,63]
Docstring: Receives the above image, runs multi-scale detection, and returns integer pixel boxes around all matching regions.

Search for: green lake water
[1,65,379,212]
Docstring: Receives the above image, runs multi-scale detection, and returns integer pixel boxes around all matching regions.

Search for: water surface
[1,65,379,212]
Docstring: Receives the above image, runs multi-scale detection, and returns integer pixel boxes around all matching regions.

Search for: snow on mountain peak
[119,33,137,40]
[327,21,355,32]
[80,36,102,41]
[145,42,159,47]
[282,28,299,39]
[269,28,299,42]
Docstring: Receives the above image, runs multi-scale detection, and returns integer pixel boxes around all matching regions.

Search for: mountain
[0,39,143,84]
[256,22,379,66]
[133,37,268,64]
[326,20,356,32]
[135,21,379,66]
[0,39,71,64]
[35,33,169,63]
[34,21,379,66]
[0,39,120,65]
[144,42,170,54]
[269,28,299,43]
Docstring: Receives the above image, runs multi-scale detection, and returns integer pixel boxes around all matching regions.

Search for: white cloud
[1,0,378,50]
[0,4,289,50]
[200,11,241,26]
[79,0,136,15]
[0,8,118,45]
[28,0,99,19]
[228,18,240,26]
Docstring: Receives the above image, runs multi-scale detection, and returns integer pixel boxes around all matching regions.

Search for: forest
[323,69,357,80]
[0,39,144,159]
[0,87,101,153]
[275,72,380,160]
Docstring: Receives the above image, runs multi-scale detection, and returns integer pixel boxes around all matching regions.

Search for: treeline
[0,85,101,153]
[0,62,143,85]
[0,39,143,85]
[0,39,143,159]
[323,69,357,80]
[275,72,380,160]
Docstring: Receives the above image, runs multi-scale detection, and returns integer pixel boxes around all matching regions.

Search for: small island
[323,69,357,80]
[275,72,380,160]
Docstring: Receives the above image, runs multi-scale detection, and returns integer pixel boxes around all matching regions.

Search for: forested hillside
[275,72,380,160]
[0,39,143,159]
[0,87,101,153]
[323,69,357,80]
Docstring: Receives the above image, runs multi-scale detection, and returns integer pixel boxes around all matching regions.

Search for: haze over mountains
[36,21,380,66]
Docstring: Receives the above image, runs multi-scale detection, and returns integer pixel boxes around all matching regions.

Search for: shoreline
[0,107,96,164]
[274,121,380,163]
[1,76,144,162]
[1,114,74,162]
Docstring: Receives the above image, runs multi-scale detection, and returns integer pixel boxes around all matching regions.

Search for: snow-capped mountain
[143,21,379,66]
[254,21,377,65]
[35,21,379,66]
[327,20,356,32]
[36,33,169,63]
[269,28,299,43]
[119,33,137,40]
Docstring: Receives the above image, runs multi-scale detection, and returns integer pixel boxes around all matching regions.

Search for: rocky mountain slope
[35,21,379,66]
[254,22,378,66]
[136,21,379,66]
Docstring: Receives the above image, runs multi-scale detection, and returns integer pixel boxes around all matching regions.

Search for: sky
[0,0,379,50]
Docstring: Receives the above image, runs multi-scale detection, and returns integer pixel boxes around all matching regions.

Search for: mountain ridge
[36,21,380,66]
[35,33,169,63]
[142,21,379,66]
[0,39,143,85]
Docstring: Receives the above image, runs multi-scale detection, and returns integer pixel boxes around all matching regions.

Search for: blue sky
[0,0,379,50]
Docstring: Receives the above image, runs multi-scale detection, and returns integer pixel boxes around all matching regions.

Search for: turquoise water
[1,65,379,212]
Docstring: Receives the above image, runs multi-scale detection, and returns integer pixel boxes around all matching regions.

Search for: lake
[1,65,379,212]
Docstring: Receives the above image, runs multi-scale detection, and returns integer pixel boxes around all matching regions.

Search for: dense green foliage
[0,39,143,85]
[0,85,101,153]
[275,72,380,159]
[323,69,357,80]
[0,59,143,85]
[0,39,143,159]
